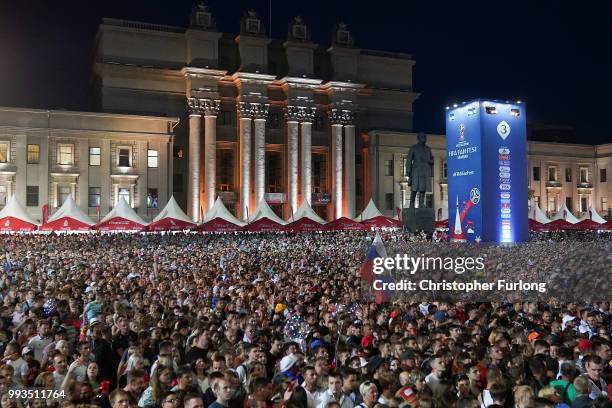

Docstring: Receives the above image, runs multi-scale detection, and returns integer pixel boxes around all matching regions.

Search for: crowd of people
[0,230,609,408]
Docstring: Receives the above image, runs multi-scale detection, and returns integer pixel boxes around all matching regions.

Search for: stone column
[238,102,252,220]
[187,98,202,222]
[330,109,344,219]
[343,112,356,219]
[300,107,315,206]
[203,99,220,212]
[286,106,300,216]
[252,103,269,209]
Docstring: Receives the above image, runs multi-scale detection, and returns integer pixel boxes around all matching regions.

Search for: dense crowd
[0,231,610,408]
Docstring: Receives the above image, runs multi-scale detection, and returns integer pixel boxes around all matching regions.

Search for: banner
[446,100,528,244]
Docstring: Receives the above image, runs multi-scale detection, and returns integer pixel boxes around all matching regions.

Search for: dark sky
[1,0,610,145]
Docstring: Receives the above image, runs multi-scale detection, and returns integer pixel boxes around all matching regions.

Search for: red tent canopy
[244,217,285,232]
[40,217,92,232]
[199,218,243,232]
[285,217,325,232]
[435,219,449,229]
[147,218,195,231]
[602,220,612,230]
[0,217,37,232]
[528,219,546,232]
[96,217,146,232]
[544,219,572,231]
[361,216,401,229]
[323,217,366,231]
[571,219,607,231]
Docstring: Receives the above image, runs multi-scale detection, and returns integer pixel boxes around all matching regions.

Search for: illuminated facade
[0,107,177,220]
[92,7,417,221]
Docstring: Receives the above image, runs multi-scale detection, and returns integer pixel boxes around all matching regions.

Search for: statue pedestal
[402,207,435,234]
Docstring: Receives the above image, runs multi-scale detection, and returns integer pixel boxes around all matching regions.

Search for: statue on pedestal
[406,132,434,208]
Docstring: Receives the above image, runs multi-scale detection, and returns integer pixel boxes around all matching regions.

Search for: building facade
[92,6,417,222]
[0,107,177,220]
[370,131,612,220]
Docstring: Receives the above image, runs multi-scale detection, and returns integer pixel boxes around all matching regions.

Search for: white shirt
[28,335,53,362]
[301,383,323,408]
[7,358,27,386]
[317,390,354,408]
[425,372,441,392]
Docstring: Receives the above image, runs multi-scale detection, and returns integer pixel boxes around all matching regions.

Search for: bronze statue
[406,132,434,208]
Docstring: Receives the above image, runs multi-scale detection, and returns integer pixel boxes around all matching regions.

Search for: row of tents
[0,195,402,233]
[432,204,612,231]
[527,203,612,231]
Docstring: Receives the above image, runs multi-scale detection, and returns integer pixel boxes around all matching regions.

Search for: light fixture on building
[449,113,456,121]
[467,107,477,116]
[517,100,522,104]
[485,106,497,115]
[445,106,450,110]
[453,103,458,108]
[510,108,520,117]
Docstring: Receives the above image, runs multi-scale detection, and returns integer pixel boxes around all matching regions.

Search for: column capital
[285,105,300,122]
[298,106,316,123]
[329,108,345,125]
[187,97,203,115]
[251,102,269,120]
[201,98,221,117]
[238,101,251,119]
[238,101,269,120]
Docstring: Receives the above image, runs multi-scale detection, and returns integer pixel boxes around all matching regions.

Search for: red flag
[41,204,49,224]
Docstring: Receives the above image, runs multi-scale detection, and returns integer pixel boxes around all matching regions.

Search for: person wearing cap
[20,346,40,387]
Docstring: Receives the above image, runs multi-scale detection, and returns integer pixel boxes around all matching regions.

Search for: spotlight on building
[485,106,497,115]
[511,108,520,117]
[453,103,458,108]
[449,113,456,121]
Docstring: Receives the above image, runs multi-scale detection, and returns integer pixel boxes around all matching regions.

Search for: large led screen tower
[446,100,528,244]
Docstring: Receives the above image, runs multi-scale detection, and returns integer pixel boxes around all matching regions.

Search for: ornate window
[0,142,8,163]
[117,146,132,167]
[57,143,74,165]
[88,187,101,207]
[147,150,158,168]
[26,186,38,207]
[27,144,40,164]
[89,147,101,166]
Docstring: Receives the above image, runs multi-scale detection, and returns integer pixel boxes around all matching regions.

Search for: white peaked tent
[587,206,607,224]
[248,199,287,225]
[96,197,147,231]
[202,197,245,226]
[41,196,95,231]
[148,196,195,231]
[0,195,39,231]
[529,204,551,224]
[550,203,580,224]
[354,199,384,221]
[292,201,326,224]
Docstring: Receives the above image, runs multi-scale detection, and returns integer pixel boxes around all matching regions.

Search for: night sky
[1,0,610,145]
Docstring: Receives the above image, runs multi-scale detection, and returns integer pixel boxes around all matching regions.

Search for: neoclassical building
[92,6,417,222]
[0,5,610,222]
